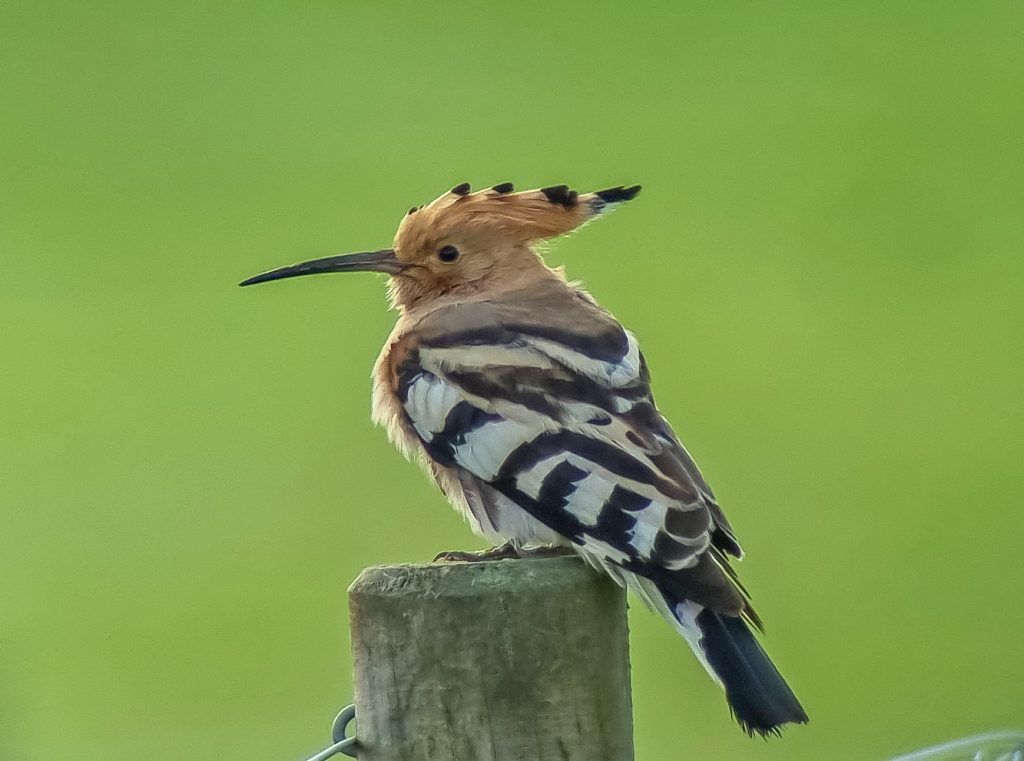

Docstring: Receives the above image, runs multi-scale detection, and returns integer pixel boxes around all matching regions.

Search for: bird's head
[240,182,640,311]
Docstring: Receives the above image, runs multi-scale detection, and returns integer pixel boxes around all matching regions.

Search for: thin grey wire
[302,704,358,761]
[885,731,1024,761]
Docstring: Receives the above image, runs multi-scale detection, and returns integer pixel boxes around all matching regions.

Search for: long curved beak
[238,249,401,287]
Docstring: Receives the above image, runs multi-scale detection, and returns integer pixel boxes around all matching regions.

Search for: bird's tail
[663,593,808,736]
[622,566,807,736]
[695,606,808,736]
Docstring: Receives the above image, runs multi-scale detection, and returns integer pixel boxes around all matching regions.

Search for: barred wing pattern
[392,286,748,618]
[388,283,806,735]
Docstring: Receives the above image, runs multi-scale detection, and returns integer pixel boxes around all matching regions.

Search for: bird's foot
[432,542,574,563]
[433,542,519,563]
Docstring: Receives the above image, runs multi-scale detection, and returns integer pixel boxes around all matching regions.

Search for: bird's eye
[438,245,460,263]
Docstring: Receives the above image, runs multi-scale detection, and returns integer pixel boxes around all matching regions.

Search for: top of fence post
[348,555,634,761]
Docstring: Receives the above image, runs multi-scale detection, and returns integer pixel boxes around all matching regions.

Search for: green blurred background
[2,2,1022,759]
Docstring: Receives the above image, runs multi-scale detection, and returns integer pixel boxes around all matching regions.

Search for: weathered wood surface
[349,555,634,761]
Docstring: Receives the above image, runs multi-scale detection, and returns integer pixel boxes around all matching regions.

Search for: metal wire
[885,731,1024,761]
[296,703,1022,761]
[301,704,358,761]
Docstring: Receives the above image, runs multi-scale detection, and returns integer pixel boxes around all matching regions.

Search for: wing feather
[394,289,746,612]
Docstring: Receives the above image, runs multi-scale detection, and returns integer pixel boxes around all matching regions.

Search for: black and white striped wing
[391,292,805,736]
[396,302,727,576]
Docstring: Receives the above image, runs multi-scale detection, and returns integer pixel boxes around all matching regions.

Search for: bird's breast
[371,322,422,461]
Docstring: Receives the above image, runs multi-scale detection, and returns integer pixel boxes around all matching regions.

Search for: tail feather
[695,607,808,737]
[616,567,808,737]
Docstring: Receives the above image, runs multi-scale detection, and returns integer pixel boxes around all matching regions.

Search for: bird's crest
[394,182,641,255]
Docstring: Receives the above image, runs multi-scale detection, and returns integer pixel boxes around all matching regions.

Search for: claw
[432,542,574,563]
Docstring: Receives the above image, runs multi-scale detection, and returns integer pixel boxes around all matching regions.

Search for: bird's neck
[389,260,569,321]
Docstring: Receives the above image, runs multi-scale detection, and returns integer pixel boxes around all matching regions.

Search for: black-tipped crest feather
[595,185,642,203]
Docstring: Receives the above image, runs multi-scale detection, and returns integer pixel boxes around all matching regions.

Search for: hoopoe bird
[241,181,808,736]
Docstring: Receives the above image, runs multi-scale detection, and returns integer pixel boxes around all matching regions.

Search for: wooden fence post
[348,555,634,761]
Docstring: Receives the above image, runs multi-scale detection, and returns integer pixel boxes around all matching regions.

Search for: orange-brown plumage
[395,183,595,255]
[385,182,639,312]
